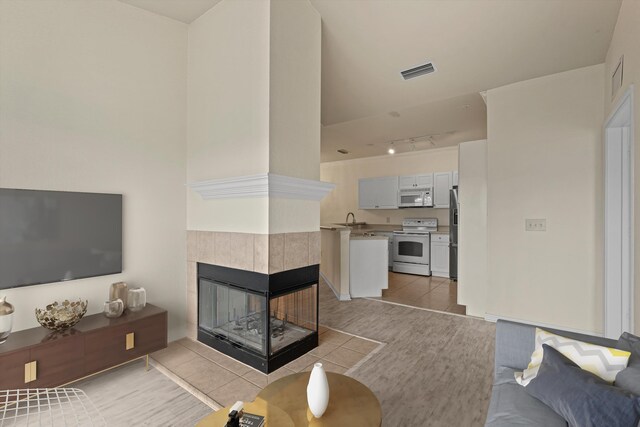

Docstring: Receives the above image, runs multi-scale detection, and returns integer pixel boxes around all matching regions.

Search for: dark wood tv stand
[0,304,167,390]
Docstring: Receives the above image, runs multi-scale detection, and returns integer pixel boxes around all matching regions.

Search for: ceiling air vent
[401,62,436,80]
[337,149,349,154]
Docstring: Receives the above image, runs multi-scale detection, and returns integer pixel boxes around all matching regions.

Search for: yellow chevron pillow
[515,328,631,386]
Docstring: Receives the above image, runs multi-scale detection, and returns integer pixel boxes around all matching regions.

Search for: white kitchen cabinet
[373,232,394,269]
[349,237,388,297]
[433,172,453,208]
[398,175,416,190]
[416,174,433,188]
[430,234,450,278]
[358,176,399,209]
[398,173,433,190]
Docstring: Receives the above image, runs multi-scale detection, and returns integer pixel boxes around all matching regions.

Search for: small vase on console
[109,282,128,310]
[0,296,14,344]
[103,299,124,318]
[127,287,146,312]
[307,362,330,418]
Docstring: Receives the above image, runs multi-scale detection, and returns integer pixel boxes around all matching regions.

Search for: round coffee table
[256,372,382,426]
[195,397,294,427]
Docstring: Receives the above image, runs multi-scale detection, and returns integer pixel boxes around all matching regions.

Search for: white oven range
[392,218,438,276]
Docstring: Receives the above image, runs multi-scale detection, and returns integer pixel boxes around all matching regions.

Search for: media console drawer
[84,312,167,374]
[0,350,31,390]
[30,334,85,387]
[0,304,167,390]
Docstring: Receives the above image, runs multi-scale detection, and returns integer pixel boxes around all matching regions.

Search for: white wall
[267,0,322,234]
[187,0,270,183]
[187,0,321,235]
[457,140,488,318]
[186,0,270,233]
[320,147,458,226]
[604,0,640,333]
[486,64,605,334]
[0,0,188,339]
[269,0,321,181]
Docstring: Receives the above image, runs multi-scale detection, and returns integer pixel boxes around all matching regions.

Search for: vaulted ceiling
[116,0,622,161]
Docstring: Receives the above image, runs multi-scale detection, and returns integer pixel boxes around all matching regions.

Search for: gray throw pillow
[618,332,640,362]
[617,332,640,395]
[525,344,640,427]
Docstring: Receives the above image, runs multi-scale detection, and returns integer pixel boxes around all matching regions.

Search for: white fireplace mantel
[188,173,335,201]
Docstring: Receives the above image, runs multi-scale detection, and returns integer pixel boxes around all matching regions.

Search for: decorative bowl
[35,299,88,332]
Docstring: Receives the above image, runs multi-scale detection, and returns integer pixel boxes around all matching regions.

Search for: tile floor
[372,272,467,315]
[151,326,382,408]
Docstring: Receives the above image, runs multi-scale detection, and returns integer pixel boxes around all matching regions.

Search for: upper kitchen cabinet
[398,173,433,190]
[434,172,454,208]
[359,176,399,209]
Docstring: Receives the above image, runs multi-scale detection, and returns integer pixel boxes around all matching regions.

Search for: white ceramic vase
[307,362,330,418]
[0,296,14,344]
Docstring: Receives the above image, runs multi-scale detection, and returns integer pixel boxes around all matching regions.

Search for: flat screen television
[0,188,122,290]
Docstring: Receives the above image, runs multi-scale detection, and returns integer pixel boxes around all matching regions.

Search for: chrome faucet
[345,212,356,225]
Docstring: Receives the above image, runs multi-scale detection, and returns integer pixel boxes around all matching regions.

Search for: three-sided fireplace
[197,263,318,373]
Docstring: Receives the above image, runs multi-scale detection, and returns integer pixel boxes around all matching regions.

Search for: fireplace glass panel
[269,284,317,355]
[199,279,267,356]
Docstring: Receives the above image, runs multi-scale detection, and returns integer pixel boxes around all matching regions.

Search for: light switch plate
[525,218,546,231]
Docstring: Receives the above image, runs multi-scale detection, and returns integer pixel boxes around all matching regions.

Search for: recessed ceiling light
[388,143,396,155]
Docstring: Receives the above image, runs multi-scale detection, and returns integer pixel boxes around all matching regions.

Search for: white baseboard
[484,313,603,337]
[320,272,351,301]
[431,271,450,278]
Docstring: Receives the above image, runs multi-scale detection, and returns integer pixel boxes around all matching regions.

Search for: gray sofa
[485,319,621,426]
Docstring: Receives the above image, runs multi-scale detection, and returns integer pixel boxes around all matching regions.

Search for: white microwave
[398,189,433,208]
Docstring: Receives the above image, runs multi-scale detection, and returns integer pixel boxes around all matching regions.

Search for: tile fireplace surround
[185,231,321,345]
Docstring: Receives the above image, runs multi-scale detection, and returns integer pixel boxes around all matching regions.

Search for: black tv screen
[0,188,122,290]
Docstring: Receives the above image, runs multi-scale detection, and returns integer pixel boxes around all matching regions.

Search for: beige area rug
[70,358,213,426]
[319,281,496,426]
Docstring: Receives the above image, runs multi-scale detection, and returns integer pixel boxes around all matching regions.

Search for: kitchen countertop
[321,223,450,234]
[431,226,450,234]
[360,224,402,232]
[320,224,349,230]
[349,235,389,241]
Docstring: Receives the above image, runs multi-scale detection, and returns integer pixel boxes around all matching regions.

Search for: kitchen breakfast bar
[319,225,389,300]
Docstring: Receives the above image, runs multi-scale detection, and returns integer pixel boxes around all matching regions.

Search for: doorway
[604,85,635,339]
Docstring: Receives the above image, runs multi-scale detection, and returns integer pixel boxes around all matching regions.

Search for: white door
[398,175,416,190]
[358,176,398,209]
[604,86,634,338]
[415,173,434,189]
[431,241,449,277]
[376,176,399,209]
[393,234,430,265]
[433,172,452,208]
[358,178,377,209]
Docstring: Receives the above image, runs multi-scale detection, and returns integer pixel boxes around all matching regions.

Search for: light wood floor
[319,280,495,426]
[372,272,466,315]
[71,358,212,426]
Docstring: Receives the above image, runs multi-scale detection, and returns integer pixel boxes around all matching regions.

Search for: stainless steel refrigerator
[449,186,458,280]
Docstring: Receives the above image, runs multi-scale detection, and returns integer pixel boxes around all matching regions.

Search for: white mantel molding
[188,173,336,201]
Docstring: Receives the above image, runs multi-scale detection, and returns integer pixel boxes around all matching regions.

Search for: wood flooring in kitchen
[371,272,466,315]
